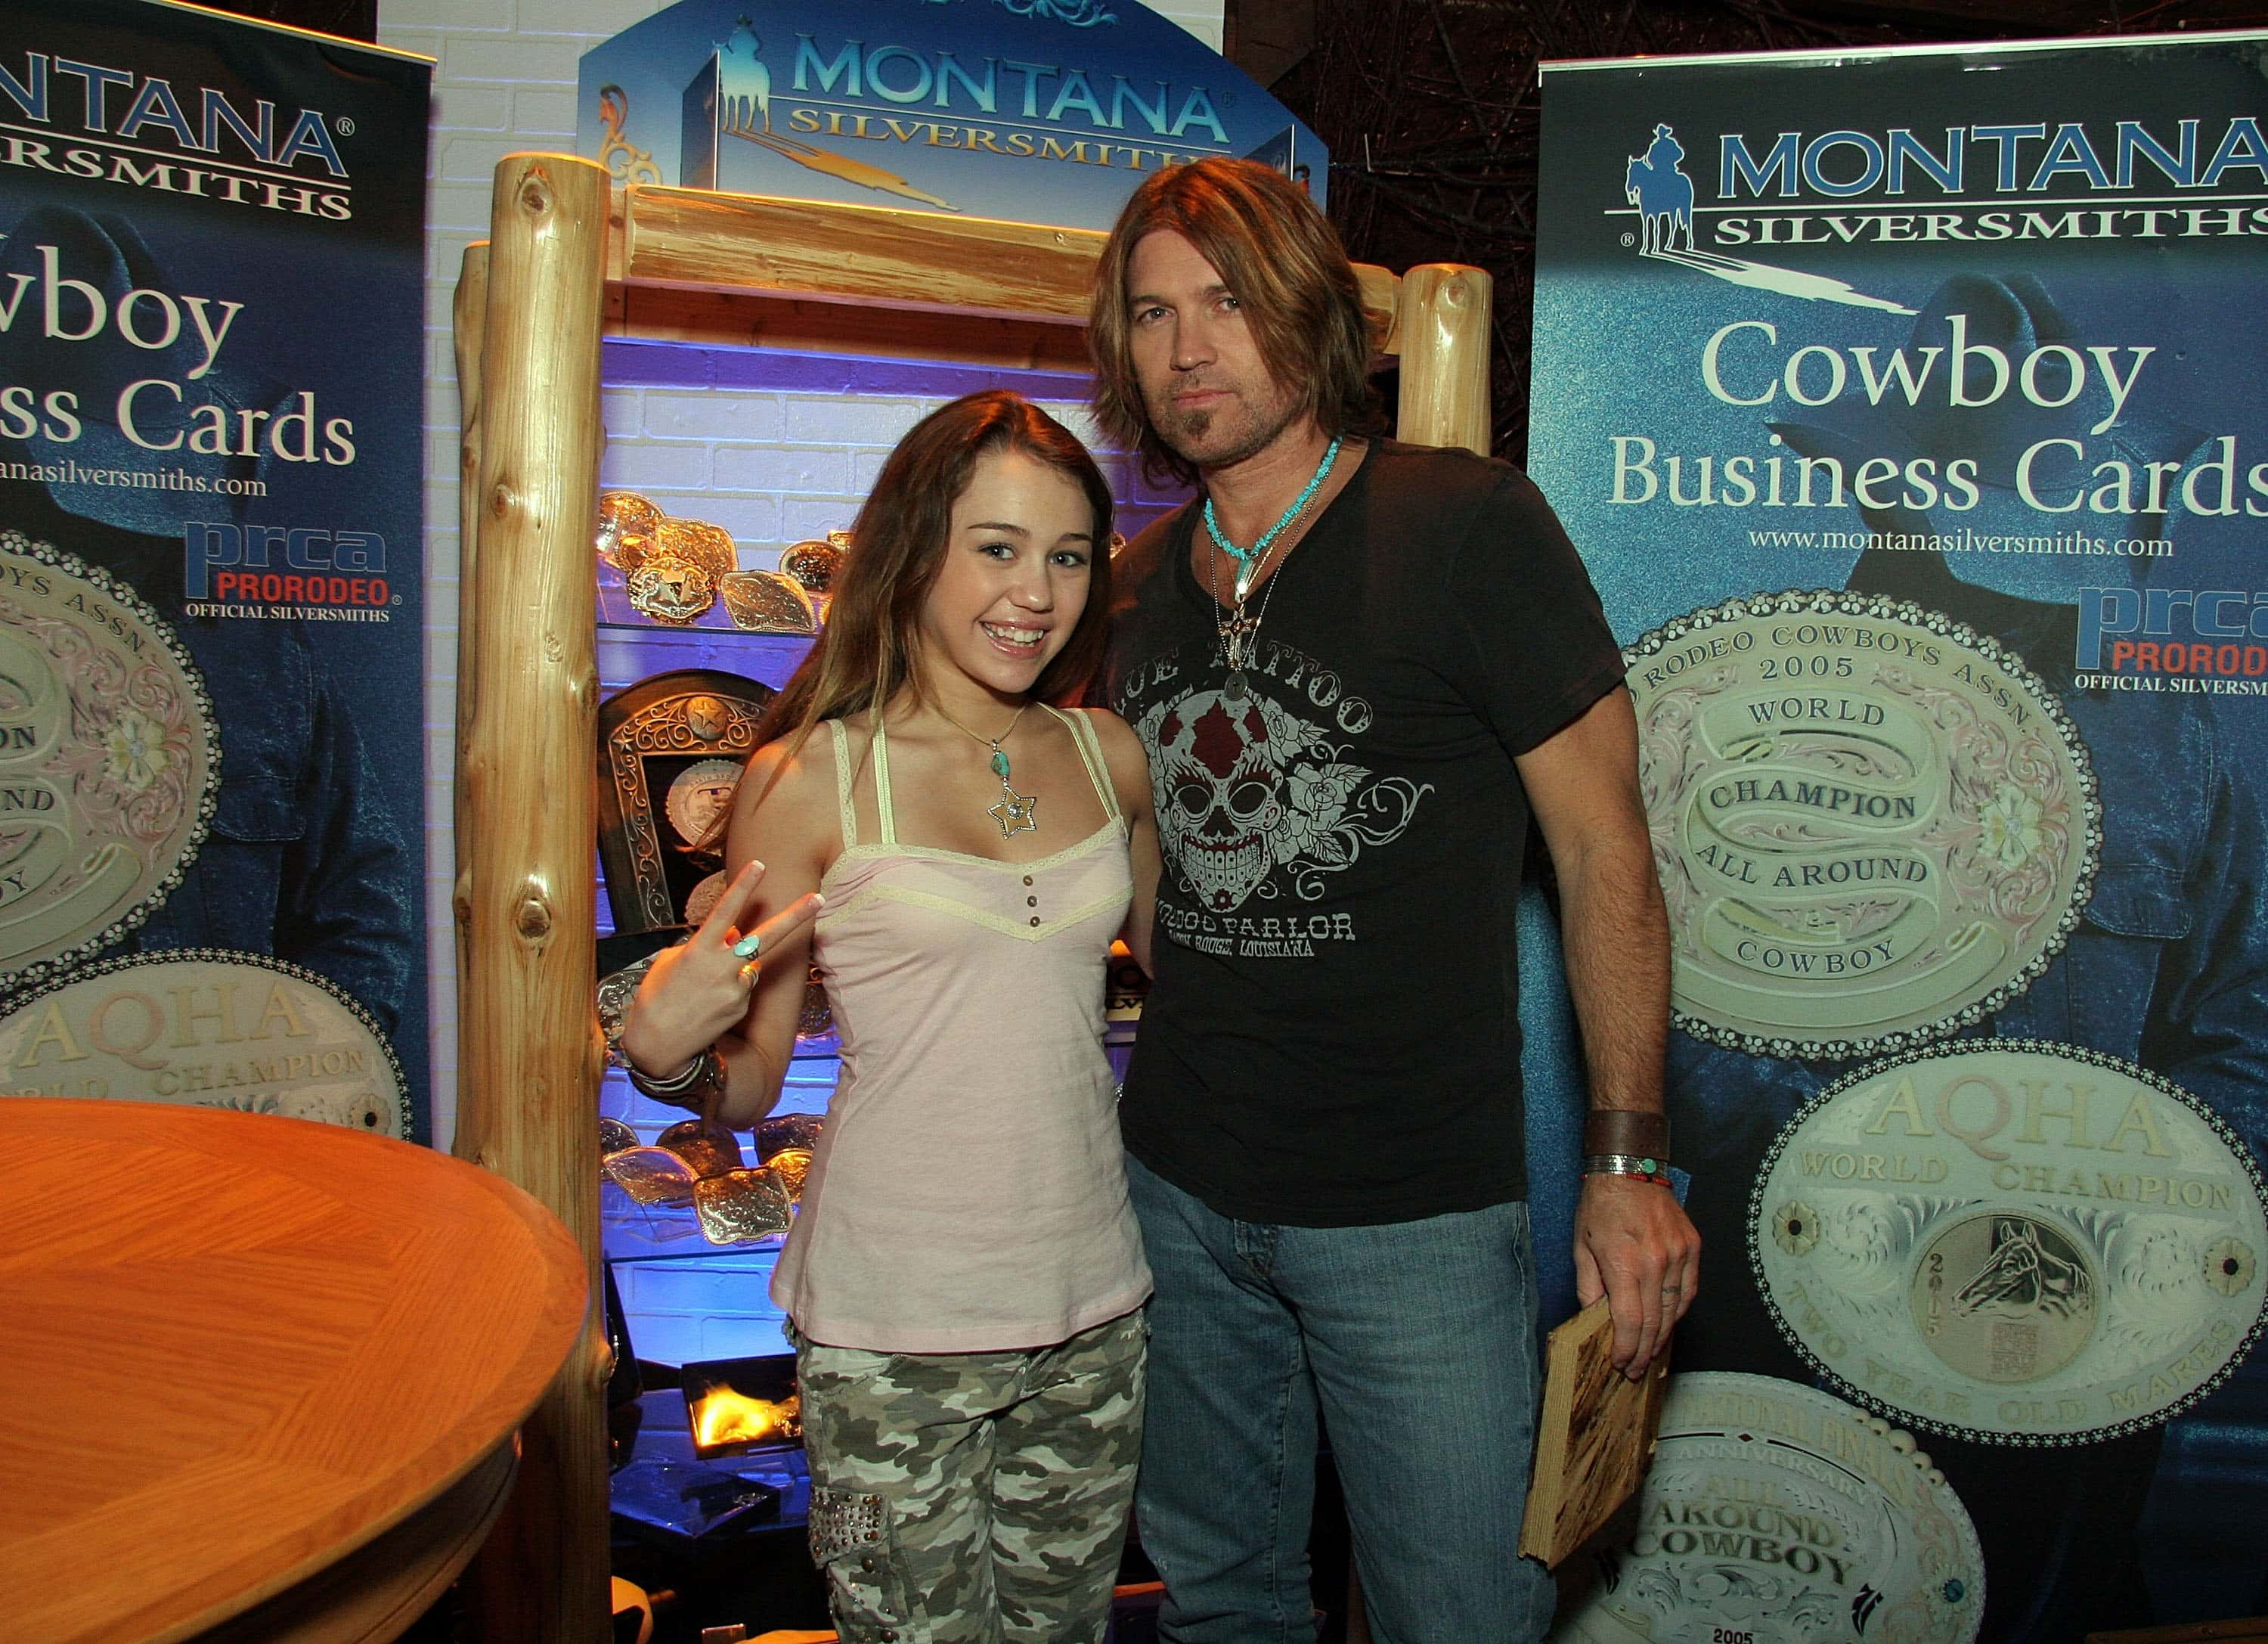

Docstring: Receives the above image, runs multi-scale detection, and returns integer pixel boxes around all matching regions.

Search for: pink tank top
[769,705,1152,1353]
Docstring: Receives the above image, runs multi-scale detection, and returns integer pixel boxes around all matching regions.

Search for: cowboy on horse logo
[1616,120,1913,313]
[1626,123,1696,255]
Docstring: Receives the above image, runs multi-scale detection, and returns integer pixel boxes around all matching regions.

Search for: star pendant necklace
[934,698,1039,837]
[1205,435,1341,704]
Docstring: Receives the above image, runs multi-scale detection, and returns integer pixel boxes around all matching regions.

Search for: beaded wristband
[625,1043,725,1110]
[1582,1152,1674,1187]
[1584,1109,1670,1159]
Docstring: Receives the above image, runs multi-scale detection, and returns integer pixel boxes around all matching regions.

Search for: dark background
[1232,0,2268,458]
[213,0,376,40]
[231,0,2268,459]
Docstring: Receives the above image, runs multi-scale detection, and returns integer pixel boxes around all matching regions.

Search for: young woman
[618,389,1160,1644]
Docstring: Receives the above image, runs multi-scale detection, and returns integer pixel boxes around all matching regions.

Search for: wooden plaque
[1517,1298,1670,1568]
[594,668,775,935]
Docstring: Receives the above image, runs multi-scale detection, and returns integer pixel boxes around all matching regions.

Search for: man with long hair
[1091,158,1699,1642]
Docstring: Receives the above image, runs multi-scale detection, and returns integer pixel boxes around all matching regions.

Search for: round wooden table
[0,1099,587,1643]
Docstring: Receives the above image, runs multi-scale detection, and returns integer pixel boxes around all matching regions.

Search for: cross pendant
[1222,612,1259,671]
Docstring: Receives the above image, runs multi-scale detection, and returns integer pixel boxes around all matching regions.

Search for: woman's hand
[618,860,824,1081]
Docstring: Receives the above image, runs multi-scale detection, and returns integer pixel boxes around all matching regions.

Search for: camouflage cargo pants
[792,1307,1147,1644]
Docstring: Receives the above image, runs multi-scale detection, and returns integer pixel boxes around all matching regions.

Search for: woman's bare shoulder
[732,724,848,845]
[1077,706,1147,765]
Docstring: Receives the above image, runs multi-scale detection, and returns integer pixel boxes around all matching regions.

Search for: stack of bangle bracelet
[625,1044,727,1110]
[1582,1152,1674,1187]
[1581,1109,1672,1185]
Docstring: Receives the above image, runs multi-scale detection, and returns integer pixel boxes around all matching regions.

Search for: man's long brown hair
[748,390,1114,780]
[1088,157,1374,488]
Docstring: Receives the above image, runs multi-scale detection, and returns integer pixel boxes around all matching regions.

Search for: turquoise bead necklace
[1203,435,1343,603]
[1203,435,1343,702]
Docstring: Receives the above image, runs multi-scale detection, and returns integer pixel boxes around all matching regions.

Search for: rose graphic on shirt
[1138,687,1430,914]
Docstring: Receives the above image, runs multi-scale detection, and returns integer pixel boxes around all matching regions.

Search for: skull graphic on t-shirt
[1136,687,1430,914]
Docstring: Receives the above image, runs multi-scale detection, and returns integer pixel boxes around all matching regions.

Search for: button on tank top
[769,704,1152,1353]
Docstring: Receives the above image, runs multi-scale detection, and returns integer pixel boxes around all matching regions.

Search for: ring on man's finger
[733,932,763,960]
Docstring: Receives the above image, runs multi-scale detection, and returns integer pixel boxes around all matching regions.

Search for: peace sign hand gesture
[618,859,824,1089]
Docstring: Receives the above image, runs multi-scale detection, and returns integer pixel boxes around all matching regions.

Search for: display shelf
[600,1064,838,1125]
[611,1386,812,1536]
[603,1183,786,1264]
[594,620,813,692]
[601,1065,832,1268]
[595,559,819,639]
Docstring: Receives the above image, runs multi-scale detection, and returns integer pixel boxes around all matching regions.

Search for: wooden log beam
[605,286,1095,374]
[456,152,612,1644]
[1394,263,1492,454]
[617,183,1403,353]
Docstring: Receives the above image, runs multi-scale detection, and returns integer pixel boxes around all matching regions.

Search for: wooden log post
[613,185,1405,352]
[452,240,488,1031]
[1394,263,1493,455]
[454,153,612,1642]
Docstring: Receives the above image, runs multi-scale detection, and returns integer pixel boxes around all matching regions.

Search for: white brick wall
[377,0,1219,1160]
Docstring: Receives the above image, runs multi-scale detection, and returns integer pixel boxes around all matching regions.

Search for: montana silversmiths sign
[0,532,218,994]
[0,950,409,1137]
[1550,1372,1982,1644]
[1628,591,2099,1059]
[1752,1041,2268,1444]
[578,0,1325,233]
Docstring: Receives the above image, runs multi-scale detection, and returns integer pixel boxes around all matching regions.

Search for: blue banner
[1532,33,2268,1638]
[0,0,432,1135]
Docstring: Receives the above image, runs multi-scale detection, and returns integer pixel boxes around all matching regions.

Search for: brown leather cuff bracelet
[1584,1109,1670,1162]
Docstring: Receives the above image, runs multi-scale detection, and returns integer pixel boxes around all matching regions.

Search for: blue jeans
[1124,1157,1554,1644]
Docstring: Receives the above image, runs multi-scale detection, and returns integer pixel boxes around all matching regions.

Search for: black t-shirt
[1106,441,1623,1226]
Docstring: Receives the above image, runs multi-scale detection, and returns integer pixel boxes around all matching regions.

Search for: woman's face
[916,446,1097,703]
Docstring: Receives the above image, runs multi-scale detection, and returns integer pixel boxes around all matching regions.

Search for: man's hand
[1572,1173,1700,1379]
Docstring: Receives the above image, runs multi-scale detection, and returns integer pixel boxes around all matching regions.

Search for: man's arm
[1516,684,1701,1376]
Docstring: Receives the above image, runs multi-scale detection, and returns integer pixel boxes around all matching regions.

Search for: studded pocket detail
[808,1487,888,1564]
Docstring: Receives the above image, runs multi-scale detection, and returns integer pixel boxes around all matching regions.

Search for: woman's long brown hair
[742,389,1114,805]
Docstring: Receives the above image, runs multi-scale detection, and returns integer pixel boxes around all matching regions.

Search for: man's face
[1124,228,1303,471]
